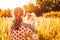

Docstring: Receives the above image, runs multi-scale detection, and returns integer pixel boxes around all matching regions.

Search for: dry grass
[0,17,12,40]
[0,11,60,40]
[36,11,60,40]
[36,17,60,40]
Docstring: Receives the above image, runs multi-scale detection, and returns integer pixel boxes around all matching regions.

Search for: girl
[10,7,39,40]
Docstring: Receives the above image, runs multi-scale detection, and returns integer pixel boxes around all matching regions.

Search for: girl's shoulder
[20,22,34,27]
[20,22,37,33]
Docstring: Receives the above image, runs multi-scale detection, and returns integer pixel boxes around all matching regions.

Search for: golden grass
[36,11,60,40]
[36,17,60,40]
[0,11,60,40]
[42,11,60,18]
[0,17,12,40]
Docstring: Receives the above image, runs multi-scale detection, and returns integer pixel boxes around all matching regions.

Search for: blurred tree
[24,2,42,17]
[24,3,35,13]
[36,0,60,12]
[1,9,12,17]
[6,9,12,17]
[24,0,60,16]
[0,9,1,13]
[0,9,2,17]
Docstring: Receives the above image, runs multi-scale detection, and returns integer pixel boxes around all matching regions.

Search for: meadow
[0,11,60,40]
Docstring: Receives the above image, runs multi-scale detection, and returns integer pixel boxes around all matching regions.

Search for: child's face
[27,13,32,20]
[28,14,32,18]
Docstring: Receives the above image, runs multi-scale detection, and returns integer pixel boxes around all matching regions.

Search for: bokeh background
[0,0,60,40]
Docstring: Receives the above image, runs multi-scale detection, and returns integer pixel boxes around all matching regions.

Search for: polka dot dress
[10,22,39,40]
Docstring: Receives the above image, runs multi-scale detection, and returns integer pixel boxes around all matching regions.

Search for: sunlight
[0,0,36,18]
[0,0,36,10]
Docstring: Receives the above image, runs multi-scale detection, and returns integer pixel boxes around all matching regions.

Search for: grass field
[36,17,60,40]
[0,17,12,40]
[0,14,60,40]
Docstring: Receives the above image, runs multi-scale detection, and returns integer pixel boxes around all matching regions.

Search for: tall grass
[36,17,60,40]
[0,17,12,40]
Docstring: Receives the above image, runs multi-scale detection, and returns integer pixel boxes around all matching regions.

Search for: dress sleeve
[20,22,37,33]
